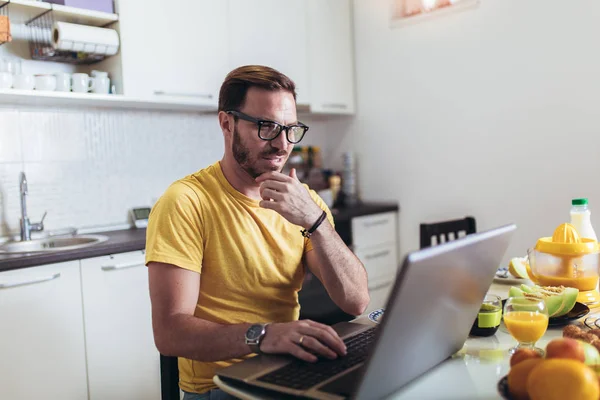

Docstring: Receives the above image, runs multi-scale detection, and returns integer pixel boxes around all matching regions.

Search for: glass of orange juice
[503,296,549,355]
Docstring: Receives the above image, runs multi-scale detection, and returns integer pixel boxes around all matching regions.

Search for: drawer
[351,211,397,250]
[355,243,398,287]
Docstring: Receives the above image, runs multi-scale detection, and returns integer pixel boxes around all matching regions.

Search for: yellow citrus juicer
[527,223,600,306]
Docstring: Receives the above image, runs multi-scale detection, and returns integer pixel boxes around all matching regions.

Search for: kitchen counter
[0,201,400,273]
[0,228,147,273]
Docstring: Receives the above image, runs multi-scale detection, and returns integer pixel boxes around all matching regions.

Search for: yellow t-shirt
[145,161,334,394]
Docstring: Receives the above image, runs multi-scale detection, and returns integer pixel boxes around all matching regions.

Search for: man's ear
[218,111,234,138]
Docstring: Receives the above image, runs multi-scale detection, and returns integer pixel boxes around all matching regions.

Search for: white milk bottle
[570,198,598,241]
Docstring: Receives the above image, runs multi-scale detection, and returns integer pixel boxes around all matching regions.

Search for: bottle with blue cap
[570,198,598,241]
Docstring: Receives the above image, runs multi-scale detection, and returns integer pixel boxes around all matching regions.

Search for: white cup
[0,72,12,89]
[91,70,110,94]
[13,74,35,90]
[34,74,57,91]
[54,72,71,92]
[72,73,93,93]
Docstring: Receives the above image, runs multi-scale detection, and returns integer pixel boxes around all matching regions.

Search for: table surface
[215,278,600,399]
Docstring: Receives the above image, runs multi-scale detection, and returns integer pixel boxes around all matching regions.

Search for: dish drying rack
[26,6,115,65]
[0,1,117,65]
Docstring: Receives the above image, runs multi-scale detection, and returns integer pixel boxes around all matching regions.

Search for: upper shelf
[0,89,216,113]
[0,0,118,26]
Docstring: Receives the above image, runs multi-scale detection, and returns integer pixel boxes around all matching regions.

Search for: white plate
[493,274,531,285]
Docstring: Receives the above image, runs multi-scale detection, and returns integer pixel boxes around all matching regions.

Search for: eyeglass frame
[225,110,309,144]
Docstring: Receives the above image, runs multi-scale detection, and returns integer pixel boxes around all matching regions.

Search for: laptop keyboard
[257,326,378,391]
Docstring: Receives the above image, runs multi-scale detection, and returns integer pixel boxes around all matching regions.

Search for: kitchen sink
[0,234,109,254]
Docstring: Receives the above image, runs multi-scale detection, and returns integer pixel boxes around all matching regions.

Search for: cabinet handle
[364,250,391,260]
[363,219,389,228]
[321,103,348,109]
[368,281,392,291]
[0,272,61,289]
[102,262,145,271]
[154,90,213,99]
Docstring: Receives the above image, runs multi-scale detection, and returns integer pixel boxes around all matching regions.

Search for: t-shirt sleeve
[304,187,335,253]
[145,181,204,273]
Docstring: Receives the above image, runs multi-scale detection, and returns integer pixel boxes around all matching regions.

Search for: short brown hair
[218,65,297,112]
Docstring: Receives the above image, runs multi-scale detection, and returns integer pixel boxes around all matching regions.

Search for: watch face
[246,324,264,340]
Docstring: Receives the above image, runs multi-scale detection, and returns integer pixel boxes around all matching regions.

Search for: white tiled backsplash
[0,108,336,237]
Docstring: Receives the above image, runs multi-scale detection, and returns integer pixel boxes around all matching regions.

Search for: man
[146,65,370,399]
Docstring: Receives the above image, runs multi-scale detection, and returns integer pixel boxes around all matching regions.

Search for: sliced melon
[508,256,529,279]
[508,284,579,318]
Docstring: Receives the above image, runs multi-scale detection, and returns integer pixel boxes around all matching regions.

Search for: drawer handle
[0,272,61,289]
[321,103,348,109]
[363,219,389,228]
[102,262,145,271]
[364,250,391,260]
[154,90,213,99]
[368,281,392,291]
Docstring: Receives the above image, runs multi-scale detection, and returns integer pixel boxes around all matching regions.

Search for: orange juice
[535,274,598,291]
[504,311,549,343]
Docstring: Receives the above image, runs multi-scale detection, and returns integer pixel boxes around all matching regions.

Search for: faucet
[19,172,46,241]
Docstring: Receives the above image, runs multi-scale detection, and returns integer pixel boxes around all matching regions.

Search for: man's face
[230,88,297,179]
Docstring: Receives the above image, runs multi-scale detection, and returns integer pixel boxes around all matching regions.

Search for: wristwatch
[245,323,269,354]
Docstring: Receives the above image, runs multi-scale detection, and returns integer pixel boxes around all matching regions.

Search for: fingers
[298,335,339,360]
[259,180,288,193]
[289,168,299,181]
[301,324,347,357]
[260,188,283,202]
[255,171,291,183]
[288,341,319,363]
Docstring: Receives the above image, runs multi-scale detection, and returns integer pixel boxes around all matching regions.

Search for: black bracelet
[301,210,328,238]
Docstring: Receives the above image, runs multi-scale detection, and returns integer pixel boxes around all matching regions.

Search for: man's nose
[270,128,290,151]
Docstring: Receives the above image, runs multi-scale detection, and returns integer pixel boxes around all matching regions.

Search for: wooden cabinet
[116,0,229,108]
[228,0,311,106]
[80,250,160,400]
[307,0,356,114]
[0,261,88,400]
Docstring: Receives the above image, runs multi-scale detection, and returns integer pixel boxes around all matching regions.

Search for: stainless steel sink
[0,234,109,254]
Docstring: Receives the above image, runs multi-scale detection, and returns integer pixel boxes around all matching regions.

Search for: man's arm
[148,261,346,362]
[256,169,370,317]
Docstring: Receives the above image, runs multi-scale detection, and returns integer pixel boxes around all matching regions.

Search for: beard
[232,126,288,179]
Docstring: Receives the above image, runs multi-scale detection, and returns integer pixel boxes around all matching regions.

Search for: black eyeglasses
[226,110,309,144]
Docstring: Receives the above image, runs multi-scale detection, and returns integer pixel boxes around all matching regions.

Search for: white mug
[54,72,71,92]
[13,74,35,90]
[0,72,12,89]
[91,70,110,94]
[72,73,93,93]
[34,74,57,91]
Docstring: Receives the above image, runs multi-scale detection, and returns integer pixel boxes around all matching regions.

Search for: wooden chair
[160,354,180,400]
[419,216,477,249]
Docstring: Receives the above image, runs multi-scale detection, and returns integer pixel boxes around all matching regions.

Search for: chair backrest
[160,354,180,400]
[419,216,477,249]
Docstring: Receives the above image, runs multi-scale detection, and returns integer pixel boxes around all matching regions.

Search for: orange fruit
[508,358,543,400]
[527,358,599,400]
[510,348,542,367]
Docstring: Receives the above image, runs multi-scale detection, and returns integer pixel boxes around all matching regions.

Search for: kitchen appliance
[527,223,600,306]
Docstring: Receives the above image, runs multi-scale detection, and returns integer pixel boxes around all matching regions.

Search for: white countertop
[386,282,586,400]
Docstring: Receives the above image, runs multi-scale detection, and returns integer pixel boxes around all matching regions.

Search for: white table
[215,282,596,399]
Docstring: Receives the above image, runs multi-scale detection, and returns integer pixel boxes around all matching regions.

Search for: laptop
[217,224,516,400]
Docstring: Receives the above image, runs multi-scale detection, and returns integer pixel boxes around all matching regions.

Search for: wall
[0,108,340,237]
[345,0,600,262]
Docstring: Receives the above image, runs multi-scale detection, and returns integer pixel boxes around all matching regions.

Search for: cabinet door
[0,262,88,400]
[229,0,310,106]
[307,0,356,114]
[117,0,229,107]
[81,250,161,400]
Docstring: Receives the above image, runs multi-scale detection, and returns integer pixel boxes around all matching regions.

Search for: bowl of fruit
[499,330,600,400]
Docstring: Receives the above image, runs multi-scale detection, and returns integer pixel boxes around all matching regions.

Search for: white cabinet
[307,0,356,114]
[0,261,88,400]
[116,0,229,108]
[228,0,311,106]
[351,211,399,315]
[80,250,160,400]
